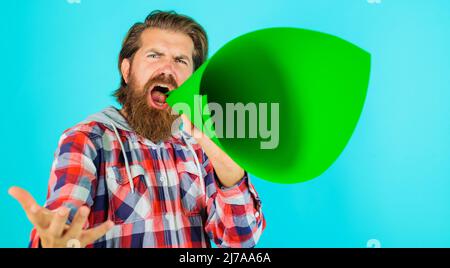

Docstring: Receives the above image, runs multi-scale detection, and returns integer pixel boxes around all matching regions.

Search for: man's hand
[8,186,114,248]
[181,114,204,139]
[180,114,245,187]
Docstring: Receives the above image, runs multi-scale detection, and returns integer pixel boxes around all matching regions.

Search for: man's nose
[155,60,177,80]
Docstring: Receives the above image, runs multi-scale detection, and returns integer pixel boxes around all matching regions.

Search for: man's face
[120,28,195,142]
[123,28,195,110]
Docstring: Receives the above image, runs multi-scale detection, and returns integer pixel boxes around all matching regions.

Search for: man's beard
[122,75,180,143]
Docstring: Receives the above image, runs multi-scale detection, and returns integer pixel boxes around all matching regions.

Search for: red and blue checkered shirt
[29,107,265,248]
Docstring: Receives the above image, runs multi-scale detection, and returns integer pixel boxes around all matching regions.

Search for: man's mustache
[144,74,178,93]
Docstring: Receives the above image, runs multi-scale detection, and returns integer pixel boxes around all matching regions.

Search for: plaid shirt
[29,107,265,248]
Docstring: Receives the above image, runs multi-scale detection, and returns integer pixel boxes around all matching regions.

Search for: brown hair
[114,10,208,105]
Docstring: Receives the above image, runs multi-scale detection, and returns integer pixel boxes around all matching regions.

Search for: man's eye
[176,59,187,65]
[147,54,158,58]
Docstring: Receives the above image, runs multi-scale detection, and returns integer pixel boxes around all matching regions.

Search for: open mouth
[148,84,170,110]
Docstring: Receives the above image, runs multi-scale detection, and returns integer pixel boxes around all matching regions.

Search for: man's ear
[121,58,131,84]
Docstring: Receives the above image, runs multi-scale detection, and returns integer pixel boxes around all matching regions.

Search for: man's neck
[118,108,128,121]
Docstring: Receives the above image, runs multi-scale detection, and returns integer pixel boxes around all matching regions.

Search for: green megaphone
[167,27,371,184]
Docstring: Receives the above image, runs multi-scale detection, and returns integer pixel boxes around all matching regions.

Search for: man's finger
[31,205,54,229]
[48,207,70,237]
[64,206,90,239]
[8,187,39,212]
[181,114,193,131]
[80,220,114,246]
[8,186,53,228]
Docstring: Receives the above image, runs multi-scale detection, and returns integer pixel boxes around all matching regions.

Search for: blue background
[1,0,450,248]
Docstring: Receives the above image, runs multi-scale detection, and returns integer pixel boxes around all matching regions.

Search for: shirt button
[160,175,166,183]
[255,211,260,218]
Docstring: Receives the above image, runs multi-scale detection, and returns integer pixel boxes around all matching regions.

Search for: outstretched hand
[8,186,114,248]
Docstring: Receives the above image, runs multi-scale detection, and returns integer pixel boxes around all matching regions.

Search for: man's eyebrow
[144,48,164,55]
[174,54,192,63]
[144,48,192,63]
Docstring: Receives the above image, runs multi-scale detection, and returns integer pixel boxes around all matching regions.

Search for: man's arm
[182,115,266,247]
[181,115,244,187]
[194,133,245,187]
[9,129,113,248]
[201,151,266,248]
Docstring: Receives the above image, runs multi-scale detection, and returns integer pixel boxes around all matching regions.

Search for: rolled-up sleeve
[29,130,98,248]
[203,153,266,248]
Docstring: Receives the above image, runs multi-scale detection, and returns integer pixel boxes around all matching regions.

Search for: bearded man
[9,10,265,248]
